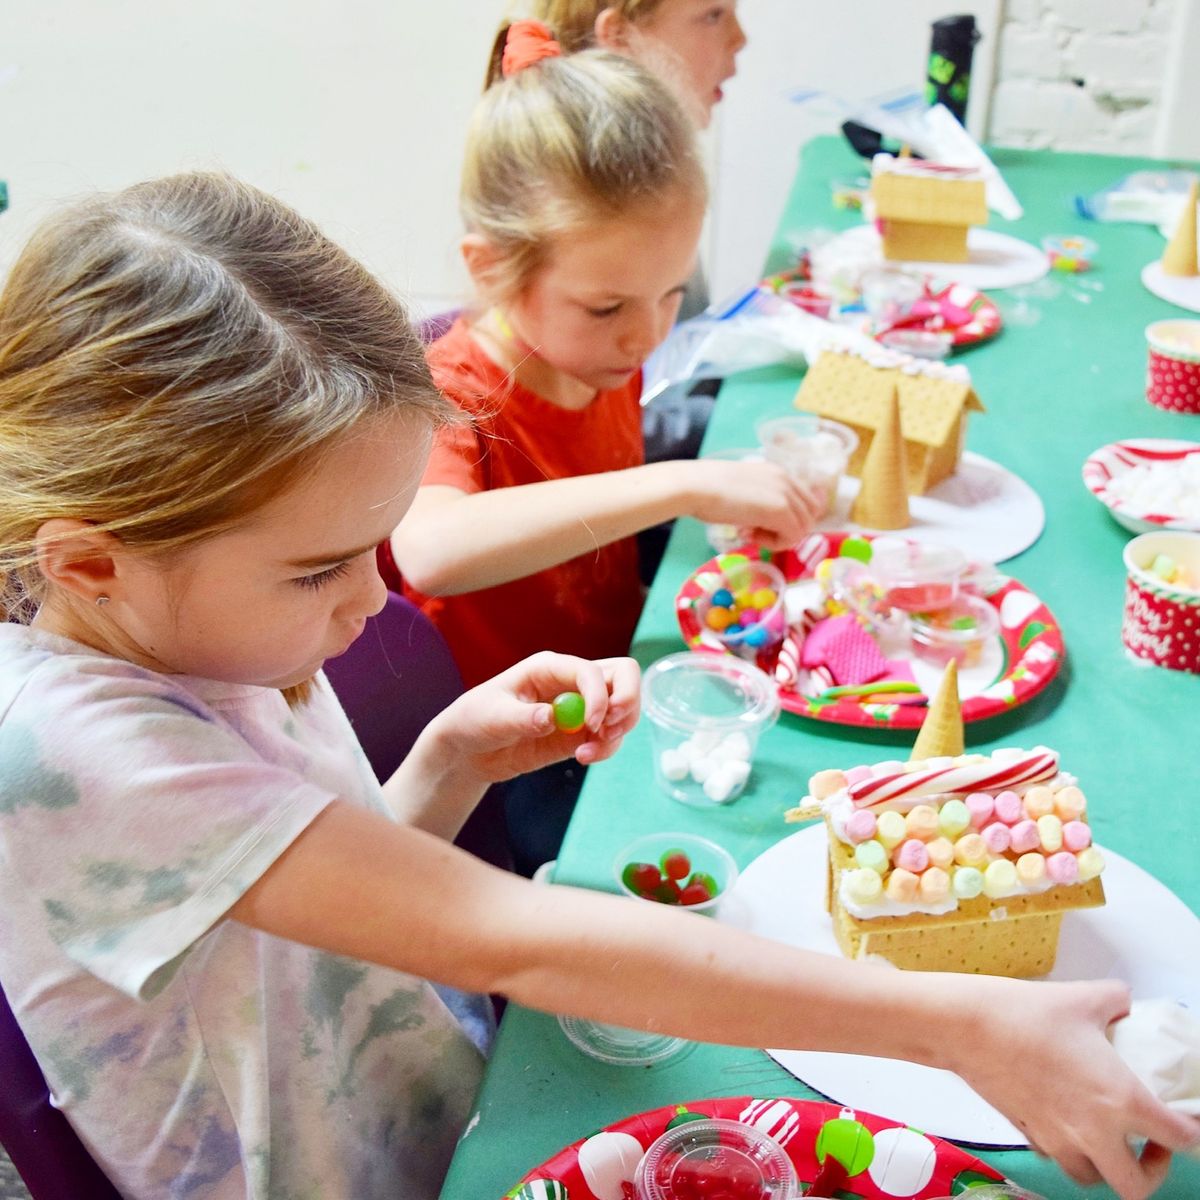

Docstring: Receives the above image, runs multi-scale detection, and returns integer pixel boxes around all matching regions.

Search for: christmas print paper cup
[1145,320,1200,414]
[1122,531,1200,673]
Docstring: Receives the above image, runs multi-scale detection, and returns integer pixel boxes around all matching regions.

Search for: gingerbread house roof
[796,350,984,450]
[871,156,988,228]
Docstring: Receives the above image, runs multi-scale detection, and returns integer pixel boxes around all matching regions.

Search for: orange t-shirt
[398,319,646,688]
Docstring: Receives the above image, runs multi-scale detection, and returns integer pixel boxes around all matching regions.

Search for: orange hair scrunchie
[501,19,563,78]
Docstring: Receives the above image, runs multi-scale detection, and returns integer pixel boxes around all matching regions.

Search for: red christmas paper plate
[1082,438,1200,534]
[675,533,1065,731]
[501,1094,1009,1199]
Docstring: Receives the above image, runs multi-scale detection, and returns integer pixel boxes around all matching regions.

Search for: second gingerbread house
[871,154,988,264]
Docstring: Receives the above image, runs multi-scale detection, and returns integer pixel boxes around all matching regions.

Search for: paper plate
[826,225,1050,291]
[1082,438,1200,534]
[719,826,1200,1146]
[501,1093,1008,1199]
[1141,261,1200,314]
[675,532,1065,730]
[874,278,1002,349]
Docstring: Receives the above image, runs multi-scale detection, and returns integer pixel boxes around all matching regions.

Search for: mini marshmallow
[993,790,1023,825]
[659,748,690,782]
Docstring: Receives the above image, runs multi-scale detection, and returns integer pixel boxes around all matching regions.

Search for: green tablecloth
[441,138,1200,1200]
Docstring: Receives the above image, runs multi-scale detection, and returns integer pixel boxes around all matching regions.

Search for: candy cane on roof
[848,750,1059,811]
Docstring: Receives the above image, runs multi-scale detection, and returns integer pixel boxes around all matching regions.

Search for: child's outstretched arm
[392,458,822,596]
[380,652,640,838]
[231,813,1199,1200]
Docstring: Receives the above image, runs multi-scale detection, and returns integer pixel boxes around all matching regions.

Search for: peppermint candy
[848,750,1059,811]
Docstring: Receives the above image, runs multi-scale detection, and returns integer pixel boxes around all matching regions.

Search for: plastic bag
[1075,170,1198,230]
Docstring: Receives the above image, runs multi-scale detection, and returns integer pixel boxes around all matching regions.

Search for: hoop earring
[95,594,110,607]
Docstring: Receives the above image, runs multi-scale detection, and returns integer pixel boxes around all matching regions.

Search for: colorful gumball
[551,691,587,734]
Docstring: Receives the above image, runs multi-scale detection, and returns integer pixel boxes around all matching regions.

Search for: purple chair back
[0,980,123,1199]
[417,308,460,346]
[324,591,510,870]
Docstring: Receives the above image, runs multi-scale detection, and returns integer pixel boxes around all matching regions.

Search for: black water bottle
[926,14,980,124]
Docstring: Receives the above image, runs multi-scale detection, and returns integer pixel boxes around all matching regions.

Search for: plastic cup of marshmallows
[642,652,779,806]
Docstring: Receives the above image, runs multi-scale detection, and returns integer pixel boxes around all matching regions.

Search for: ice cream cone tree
[1162,179,1199,278]
[851,386,910,530]
[909,660,963,759]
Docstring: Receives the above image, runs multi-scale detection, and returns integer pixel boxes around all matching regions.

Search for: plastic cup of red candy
[868,536,967,613]
[614,832,738,916]
[634,1117,799,1200]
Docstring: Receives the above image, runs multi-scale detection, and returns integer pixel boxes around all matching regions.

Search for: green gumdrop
[687,871,719,896]
[839,536,873,563]
[551,691,586,733]
[666,1106,708,1129]
[815,1116,875,1175]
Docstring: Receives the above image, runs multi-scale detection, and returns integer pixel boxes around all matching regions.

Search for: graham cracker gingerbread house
[794,346,984,495]
[871,154,988,264]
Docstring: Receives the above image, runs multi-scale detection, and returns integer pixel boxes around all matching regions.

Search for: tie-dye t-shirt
[0,626,484,1200]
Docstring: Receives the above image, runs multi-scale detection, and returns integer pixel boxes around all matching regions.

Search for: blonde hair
[0,171,452,625]
[465,47,705,303]
[523,1,665,55]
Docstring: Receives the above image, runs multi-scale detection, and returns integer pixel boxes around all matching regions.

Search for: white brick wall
[988,0,1178,151]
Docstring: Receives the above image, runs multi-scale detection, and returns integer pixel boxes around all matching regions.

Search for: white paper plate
[819,451,1045,564]
[1142,261,1200,314]
[826,225,1049,291]
[718,824,1200,1147]
[1082,438,1200,534]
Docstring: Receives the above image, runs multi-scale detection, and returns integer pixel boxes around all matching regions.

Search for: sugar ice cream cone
[1162,180,1199,277]
[851,386,909,530]
[909,660,963,760]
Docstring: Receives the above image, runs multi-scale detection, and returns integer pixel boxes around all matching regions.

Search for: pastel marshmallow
[894,838,930,873]
[981,822,1011,855]
[953,833,988,868]
[1037,814,1064,853]
[1009,818,1041,854]
[983,858,1018,898]
[904,804,940,842]
[809,768,848,799]
[993,790,1024,825]
[952,866,984,899]
[1054,785,1087,821]
[846,867,884,904]
[937,798,971,838]
[1015,852,1047,886]
[965,792,994,828]
[1062,820,1092,852]
[886,868,920,903]
[659,748,689,781]
[925,836,955,870]
[1046,851,1079,885]
[854,840,889,874]
[844,764,875,785]
[918,866,951,903]
[844,809,878,844]
[1076,846,1105,881]
[875,810,907,849]
[1023,785,1056,819]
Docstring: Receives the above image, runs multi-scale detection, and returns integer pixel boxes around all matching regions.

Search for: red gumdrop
[679,882,715,906]
[624,862,662,897]
[660,849,692,880]
[653,879,683,904]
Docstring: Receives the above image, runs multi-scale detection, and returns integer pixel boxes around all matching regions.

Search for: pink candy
[844,765,875,785]
[993,790,1023,825]
[965,792,994,828]
[844,809,878,843]
[1046,851,1079,885]
[1009,819,1041,854]
[1062,820,1092,851]
[982,823,1011,854]
[894,838,930,873]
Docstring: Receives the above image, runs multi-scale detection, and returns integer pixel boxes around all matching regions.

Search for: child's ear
[594,6,632,51]
[460,233,502,292]
[35,519,122,605]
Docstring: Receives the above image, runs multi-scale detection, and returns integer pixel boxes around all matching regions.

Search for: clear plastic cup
[698,447,766,553]
[635,1118,799,1200]
[557,1014,686,1066]
[868,537,968,612]
[910,592,1000,669]
[642,652,779,806]
[755,414,858,519]
[614,831,738,916]
[694,555,788,660]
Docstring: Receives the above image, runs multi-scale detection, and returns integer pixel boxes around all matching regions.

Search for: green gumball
[839,536,873,563]
[815,1114,875,1176]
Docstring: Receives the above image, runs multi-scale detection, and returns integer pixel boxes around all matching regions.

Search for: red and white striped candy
[848,750,1059,811]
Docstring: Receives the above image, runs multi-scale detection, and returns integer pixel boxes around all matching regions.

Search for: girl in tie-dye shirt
[0,173,1194,1200]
